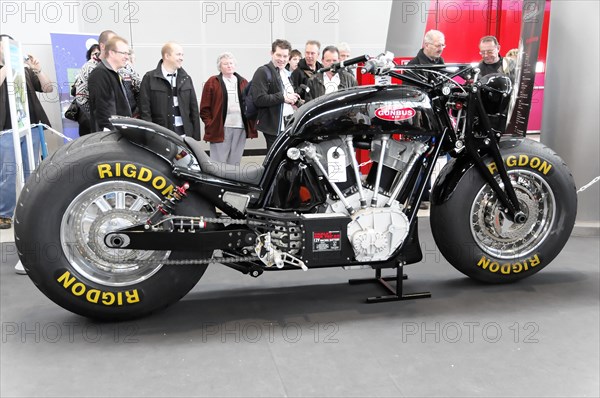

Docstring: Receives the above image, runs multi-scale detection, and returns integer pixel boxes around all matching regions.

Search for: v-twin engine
[301,136,428,263]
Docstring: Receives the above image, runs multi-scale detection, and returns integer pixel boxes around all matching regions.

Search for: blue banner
[49,33,98,140]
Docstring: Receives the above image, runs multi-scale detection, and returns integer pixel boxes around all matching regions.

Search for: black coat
[251,62,288,136]
[407,49,445,66]
[478,56,516,83]
[305,70,358,102]
[406,49,445,83]
[139,60,201,140]
[88,61,132,132]
[1,66,50,130]
[291,58,323,99]
[1,65,12,131]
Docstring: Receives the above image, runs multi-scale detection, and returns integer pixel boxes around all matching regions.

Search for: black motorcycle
[14,53,577,320]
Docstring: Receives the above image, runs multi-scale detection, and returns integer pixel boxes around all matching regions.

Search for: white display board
[1,36,35,192]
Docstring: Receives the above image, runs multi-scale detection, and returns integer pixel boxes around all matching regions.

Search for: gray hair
[337,42,351,53]
[424,30,445,45]
[216,52,235,72]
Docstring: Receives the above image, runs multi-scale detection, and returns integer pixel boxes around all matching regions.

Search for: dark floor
[1,220,599,397]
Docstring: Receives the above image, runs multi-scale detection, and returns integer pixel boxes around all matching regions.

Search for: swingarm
[104,221,256,252]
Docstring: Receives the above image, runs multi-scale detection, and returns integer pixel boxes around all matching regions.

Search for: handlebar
[318,54,370,73]
[320,51,478,92]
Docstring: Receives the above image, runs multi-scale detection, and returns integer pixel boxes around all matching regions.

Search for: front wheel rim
[60,181,168,287]
[470,170,555,259]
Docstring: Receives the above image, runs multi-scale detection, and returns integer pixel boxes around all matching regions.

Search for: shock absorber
[146,182,190,225]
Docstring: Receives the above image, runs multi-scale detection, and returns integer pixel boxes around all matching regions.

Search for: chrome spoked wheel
[470,170,555,259]
[60,181,168,287]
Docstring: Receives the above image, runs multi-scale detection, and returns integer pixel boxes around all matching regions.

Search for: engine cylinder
[366,163,398,194]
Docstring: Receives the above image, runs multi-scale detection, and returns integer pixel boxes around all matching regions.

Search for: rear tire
[430,139,577,283]
[15,132,215,320]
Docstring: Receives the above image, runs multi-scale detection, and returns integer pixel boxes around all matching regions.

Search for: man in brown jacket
[200,52,257,164]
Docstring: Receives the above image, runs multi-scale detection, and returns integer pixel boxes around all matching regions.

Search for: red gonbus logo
[375,106,416,121]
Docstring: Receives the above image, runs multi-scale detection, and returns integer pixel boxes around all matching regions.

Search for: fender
[109,117,201,172]
[431,137,525,205]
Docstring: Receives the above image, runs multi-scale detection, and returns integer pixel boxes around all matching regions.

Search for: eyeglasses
[428,43,446,49]
[479,49,497,55]
[112,50,130,56]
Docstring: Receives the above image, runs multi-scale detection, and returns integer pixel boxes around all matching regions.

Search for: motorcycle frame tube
[463,88,523,217]
[432,137,525,205]
[108,122,433,269]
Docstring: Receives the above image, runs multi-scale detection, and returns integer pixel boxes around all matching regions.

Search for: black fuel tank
[289,85,441,138]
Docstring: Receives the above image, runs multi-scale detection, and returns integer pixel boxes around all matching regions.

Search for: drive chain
[118,216,258,266]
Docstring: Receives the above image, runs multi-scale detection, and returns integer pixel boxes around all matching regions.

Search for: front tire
[15,132,215,320]
[431,138,577,283]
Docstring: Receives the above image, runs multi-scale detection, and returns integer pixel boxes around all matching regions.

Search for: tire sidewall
[15,134,212,320]
[431,139,577,283]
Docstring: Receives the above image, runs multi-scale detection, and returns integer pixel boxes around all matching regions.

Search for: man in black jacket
[291,40,322,100]
[88,36,132,131]
[477,35,516,83]
[406,29,446,84]
[139,42,201,140]
[407,30,446,209]
[251,39,299,150]
[305,46,357,102]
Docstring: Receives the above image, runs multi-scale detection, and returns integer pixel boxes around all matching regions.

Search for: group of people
[71,31,359,161]
[248,39,359,150]
[71,29,517,159]
[1,28,518,233]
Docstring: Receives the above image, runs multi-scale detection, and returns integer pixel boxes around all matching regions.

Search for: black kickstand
[348,263,431,303]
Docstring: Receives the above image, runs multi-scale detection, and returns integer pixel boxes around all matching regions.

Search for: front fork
[464,86,526,223]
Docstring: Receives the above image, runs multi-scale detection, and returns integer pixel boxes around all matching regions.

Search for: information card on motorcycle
[313,231,342,252]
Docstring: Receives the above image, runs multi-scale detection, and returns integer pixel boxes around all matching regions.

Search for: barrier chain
[577,176,600,194]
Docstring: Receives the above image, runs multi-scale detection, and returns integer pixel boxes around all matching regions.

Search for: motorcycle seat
[184,137,264,185]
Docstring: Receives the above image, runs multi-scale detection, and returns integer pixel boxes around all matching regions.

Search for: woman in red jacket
[200,52,257,164]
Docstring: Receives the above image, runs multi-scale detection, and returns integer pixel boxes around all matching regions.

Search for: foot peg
[255,233,308,271]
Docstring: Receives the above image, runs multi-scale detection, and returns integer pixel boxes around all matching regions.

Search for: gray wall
[541,1,600,234]
[386,0,428,57]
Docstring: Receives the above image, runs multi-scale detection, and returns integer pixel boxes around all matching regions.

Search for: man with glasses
[88,36,132,131]
[407,29,446,209]
[74,30,141,135]
[74,30,115,135]
[478,35,516,82]
[408,29,446,68]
